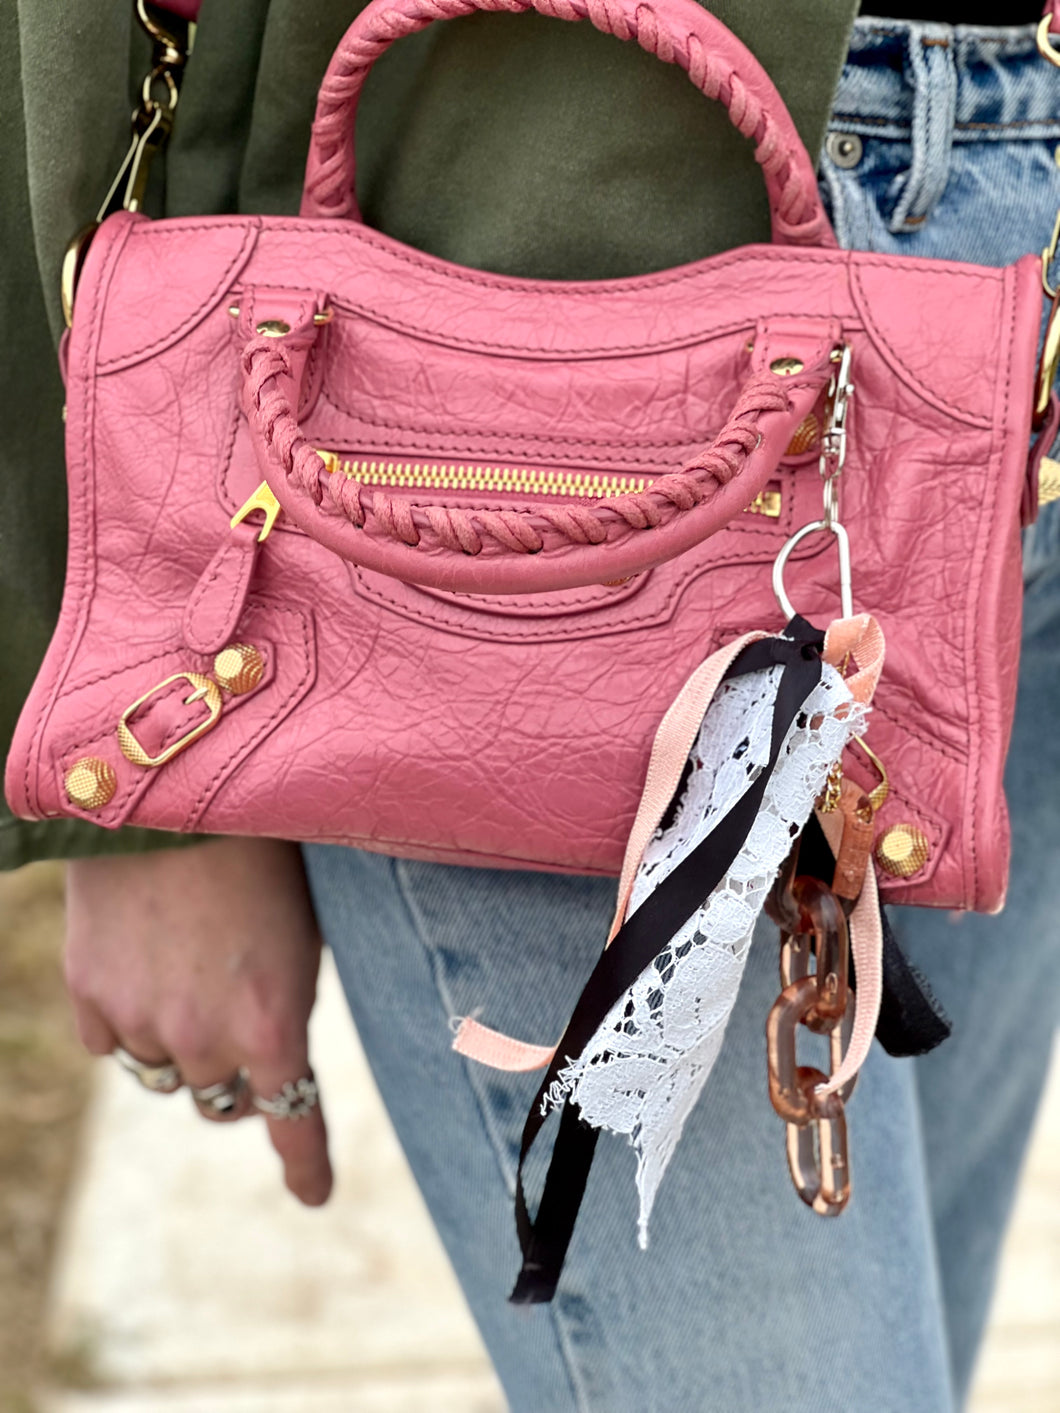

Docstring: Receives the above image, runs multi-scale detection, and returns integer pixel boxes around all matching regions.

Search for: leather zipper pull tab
[182,518,262,656]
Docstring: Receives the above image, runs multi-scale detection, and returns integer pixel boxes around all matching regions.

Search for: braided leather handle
[300,0,835,248]
[243,327,836,595]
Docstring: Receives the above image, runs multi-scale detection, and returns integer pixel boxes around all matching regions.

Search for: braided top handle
[243,323,836,595]
[300,0,835,249]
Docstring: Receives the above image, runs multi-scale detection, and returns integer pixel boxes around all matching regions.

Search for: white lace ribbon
[545,660,866,1246]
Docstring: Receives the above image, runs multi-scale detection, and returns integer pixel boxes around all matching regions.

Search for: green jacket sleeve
[1,0,857,869]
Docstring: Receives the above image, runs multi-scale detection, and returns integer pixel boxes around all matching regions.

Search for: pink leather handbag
[5,0,1050,914]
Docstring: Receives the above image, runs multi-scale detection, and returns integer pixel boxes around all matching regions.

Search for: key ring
[772,519,854,621]
[772,343,855,621]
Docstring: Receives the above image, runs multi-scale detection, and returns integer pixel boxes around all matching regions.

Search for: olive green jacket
[1,0,857,868]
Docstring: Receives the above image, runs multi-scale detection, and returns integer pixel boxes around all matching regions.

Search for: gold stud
[213,643,265,695]
[770,356,804,377]
[785,412,819,456]
[255,319,291,338]
[876,823,930,878]
[64,757,118,811]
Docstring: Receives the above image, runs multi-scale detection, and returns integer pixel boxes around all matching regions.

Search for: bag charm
[542,617,876,1248]
[456,349,893,1299]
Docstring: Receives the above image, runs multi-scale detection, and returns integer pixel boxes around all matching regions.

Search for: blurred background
[2,860,1057,1413]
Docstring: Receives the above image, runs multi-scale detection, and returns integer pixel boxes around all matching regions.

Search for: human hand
[65,837,332,1205]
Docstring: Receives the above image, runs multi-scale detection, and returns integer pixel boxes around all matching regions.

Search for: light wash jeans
[304,20,1060,1412]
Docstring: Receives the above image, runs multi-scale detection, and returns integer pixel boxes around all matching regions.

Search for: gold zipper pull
[230,481,282,541]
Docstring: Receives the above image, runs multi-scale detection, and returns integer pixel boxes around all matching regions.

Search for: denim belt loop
[889,22,957,234]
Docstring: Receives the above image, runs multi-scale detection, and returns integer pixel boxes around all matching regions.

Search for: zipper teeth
[316,451,781,517]
[319,453,647,499]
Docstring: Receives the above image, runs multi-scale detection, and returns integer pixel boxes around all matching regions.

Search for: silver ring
[114,1046,182,1094]
[190,1071,249,1122]
[252,1075,318,1121]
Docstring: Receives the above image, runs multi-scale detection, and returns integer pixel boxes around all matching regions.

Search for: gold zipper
[231,454,780,542]
[317,451,649,500]
[317,451,781,516]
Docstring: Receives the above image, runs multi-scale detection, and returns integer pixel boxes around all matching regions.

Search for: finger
[69,993,120,1056]
[247,1060,332,1207]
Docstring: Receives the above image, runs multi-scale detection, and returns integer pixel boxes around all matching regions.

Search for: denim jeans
[303,19,1060,1412]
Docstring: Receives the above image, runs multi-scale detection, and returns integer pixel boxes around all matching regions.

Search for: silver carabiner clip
[773,343,856,623]
[772,519,854,622]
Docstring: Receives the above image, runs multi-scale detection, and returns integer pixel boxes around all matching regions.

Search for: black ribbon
[509,617,826,1304]
[874,909,952,1057]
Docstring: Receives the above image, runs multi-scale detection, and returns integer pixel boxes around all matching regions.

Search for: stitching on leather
[59,703,207,823]
[317,385,704,454]
[152,214,996,315]
[328,298,762,358]
[971,267,1019,902]
[58,665,221,762]
[24,217,136,816]
[65,641,189,696]
[869,697,965,765]
[247,290,312,325]
[218,384,247,512]
[413,576,647,613]
[326,302,845,360]
[236,221,841,296]
[185,605,313,826]
[98,221,259,371]
[184,536,254,654]
[316,374,825,458]
[849,258,993,426]
[351,532,802,641]
[54,641,274,824]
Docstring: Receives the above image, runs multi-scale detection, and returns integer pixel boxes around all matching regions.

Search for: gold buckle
[117,672,222,767]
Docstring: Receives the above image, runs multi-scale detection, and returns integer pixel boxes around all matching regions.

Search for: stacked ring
[190,1072,250,1122]
[114,1047,182,1094]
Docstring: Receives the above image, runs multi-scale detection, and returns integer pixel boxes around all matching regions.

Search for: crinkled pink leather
[4,0,1043,911]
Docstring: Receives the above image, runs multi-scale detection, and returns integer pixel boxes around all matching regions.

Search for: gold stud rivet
[64,757,118,811]
[770,357,805,377]
[255,319,291,338]
[876,823,930,878]
[213,643,265,695]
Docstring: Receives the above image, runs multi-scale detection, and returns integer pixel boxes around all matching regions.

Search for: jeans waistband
[833,17,1060,138]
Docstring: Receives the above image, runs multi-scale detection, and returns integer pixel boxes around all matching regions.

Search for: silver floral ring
[252,1075,319,1121]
